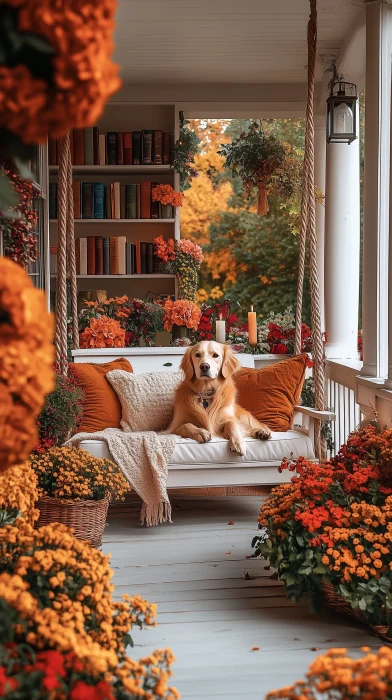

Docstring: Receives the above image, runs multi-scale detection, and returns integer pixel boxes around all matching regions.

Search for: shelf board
[49,165,172,174]
[49,219,175,224]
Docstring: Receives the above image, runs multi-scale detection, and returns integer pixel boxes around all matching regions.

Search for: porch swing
[54,0,333,491]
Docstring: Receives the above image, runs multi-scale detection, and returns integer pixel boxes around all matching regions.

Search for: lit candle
[248,305,257,346]
[216,313,226,344]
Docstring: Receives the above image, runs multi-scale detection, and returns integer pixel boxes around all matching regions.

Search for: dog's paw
[194,429,211,444]
[253,425,271,441]
[229,437,247,456]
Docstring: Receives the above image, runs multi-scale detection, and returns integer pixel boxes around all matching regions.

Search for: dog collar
[198,388,215,409]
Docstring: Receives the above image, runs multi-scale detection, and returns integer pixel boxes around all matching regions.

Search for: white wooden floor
[103,496,380,700]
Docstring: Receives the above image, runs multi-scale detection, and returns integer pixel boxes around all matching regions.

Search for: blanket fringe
[141,501,172,527]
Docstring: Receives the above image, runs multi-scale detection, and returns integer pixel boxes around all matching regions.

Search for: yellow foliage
[210,286,224,300]
[181,171,232,246]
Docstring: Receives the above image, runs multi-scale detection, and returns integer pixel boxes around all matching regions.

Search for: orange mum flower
[152,185,184,208]
[154,235,176,263]
[0,258,54,472]
[163,299,201,331]
[80,316,125,348]
[0,0,121,143]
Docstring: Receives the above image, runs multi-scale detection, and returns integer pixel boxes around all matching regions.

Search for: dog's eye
[213,353,219,358]
[195,353,201,358]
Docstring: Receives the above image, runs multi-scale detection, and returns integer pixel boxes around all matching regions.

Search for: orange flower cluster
[0,258,54,472]
[0,462,39,524]
[154,235,176,263]
[1,0,121,143]
[29,446,130,502]
[266,646,392,700]
[152,184,184,207]
[163,299,201,331]
[80,315,126,348]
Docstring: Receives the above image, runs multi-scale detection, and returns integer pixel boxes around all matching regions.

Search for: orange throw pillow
[70,358,133,434]
[235,354,308,432]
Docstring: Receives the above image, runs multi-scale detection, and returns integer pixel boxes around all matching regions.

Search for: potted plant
[35,363,84,452]
[154,235,203,301]
[29,446,131,546]
[218,121,286,215]
[152,183,184,219]
[163,299,201,343]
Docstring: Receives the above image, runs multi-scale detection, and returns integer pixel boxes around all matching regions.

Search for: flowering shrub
[0,258,54,472]
[2,159,38,267]
[79,296,165,347]
[80,316,126,349]
[266,646,392,699]
[193,298,242,342]
[152,184,184,207]
[0,462,39,525]
[257,307,312,354]
[154,236,203,301]
[163,299,201,332]
[35,363,84,452]
[253,425,392,631]
[29,446,130,502]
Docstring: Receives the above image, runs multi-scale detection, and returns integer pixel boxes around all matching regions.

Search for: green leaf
[358,598,367,611]
[163,362,173,366]
[14,158,34,181]
[282,574,297,586]
[298,566,312,575]
[313,565,328,575]
[0,173,18,212]
[22,32,54,55]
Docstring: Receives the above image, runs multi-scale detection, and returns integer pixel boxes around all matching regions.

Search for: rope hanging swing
[294,0,326,459]
[54,130,79,375]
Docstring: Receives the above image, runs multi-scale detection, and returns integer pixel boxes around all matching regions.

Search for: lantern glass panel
[333,101,354,134]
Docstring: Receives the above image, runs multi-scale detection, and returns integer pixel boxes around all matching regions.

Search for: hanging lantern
[326,81,358,144]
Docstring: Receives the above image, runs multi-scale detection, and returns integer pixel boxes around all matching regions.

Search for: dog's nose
[200,362,210,373]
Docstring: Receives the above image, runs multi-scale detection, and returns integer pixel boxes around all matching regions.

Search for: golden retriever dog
[168,341,271,456]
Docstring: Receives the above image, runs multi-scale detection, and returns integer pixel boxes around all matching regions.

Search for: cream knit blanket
[65,429,176,526]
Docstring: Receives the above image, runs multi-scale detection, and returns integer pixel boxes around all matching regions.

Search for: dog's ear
[221,344,241,378]
[180,347,195,380]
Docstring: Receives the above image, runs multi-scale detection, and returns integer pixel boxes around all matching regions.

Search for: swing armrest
[294,406,335,421]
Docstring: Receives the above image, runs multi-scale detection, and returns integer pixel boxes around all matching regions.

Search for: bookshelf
[49,102,180,304]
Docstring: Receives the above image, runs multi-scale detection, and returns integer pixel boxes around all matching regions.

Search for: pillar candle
[216,314,226,344]
[248,305,257,346]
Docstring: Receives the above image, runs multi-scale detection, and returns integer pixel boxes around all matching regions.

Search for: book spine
[103,237,110,275]
[142,131,153,165]
[49,182,57,219]
[118,236,126,274]
[125,185,136,219]
[140,181,151,219]
[150,181,159,219]
[123,132,132,165]
[75,238,80,275]
[132,131,142,165]
[114,182,121,219]
[109,237,119,274]
[105,184,111,218]
[162,131,170,165]
[49,138,57,166]
[153,130,163,165]
[99,134,106,165]
[93,127,100,165]
[73,128,85,165]
[117,131,124,165]
[84,127,94,166]
[147,242,154,274]
[81,182,94,219]
[95,236,103,274]
[136,184,141,219]
[79,238,87,275]
[120,184,126,219]
[72,181,81,219]
[93,182,105,219]
[140,242,147,274]
[153,253,160,274]
[87,236,96,275]
[135,241,141,274]
[169,132,175,165]
[107,132,117,165]
[126,241,133,274]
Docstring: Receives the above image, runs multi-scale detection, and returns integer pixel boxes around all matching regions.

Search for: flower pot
[155,330,172,347]
[160,204,173,219]
[36,494,110,548]
[257,181,269,216]
[171,324,190,342]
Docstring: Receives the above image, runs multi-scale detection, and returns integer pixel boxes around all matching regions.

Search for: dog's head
[180,341,240,381]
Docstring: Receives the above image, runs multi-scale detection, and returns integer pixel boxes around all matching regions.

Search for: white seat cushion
[79,429,314,467]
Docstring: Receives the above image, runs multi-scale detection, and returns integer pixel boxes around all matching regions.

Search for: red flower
[70,681,114,700]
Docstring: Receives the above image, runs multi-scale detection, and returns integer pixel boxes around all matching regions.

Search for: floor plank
[103,496,380,700]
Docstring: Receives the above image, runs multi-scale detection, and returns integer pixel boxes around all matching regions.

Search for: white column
[385,81,392,389]
[314,115,326,333]
[361,0,391,377]
[324,120,360,359]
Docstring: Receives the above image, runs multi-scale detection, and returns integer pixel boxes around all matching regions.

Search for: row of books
[50,237,161,276]
[49,129,174,167]
[49,182,173,220]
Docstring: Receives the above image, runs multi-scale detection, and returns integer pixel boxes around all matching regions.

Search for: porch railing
[325,359,362,455]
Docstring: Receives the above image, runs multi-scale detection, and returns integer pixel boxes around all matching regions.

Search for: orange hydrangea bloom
[0,259,54,472]
[0,0,121,143]
[152,184,184,208]
[79,316,125,349]
[163,299,201,331]
[154,235,176,263]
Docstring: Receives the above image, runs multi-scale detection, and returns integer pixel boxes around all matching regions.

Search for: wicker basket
[323,583,392,642]
[36,494,110,547]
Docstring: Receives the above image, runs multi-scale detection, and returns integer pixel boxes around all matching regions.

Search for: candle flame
[250,305,253,312]
[219,313,222,321]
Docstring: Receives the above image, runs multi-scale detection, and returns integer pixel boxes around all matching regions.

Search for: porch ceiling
[114,0,364,86]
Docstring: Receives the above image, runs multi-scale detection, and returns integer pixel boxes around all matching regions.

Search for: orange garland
[0,0,121,143]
